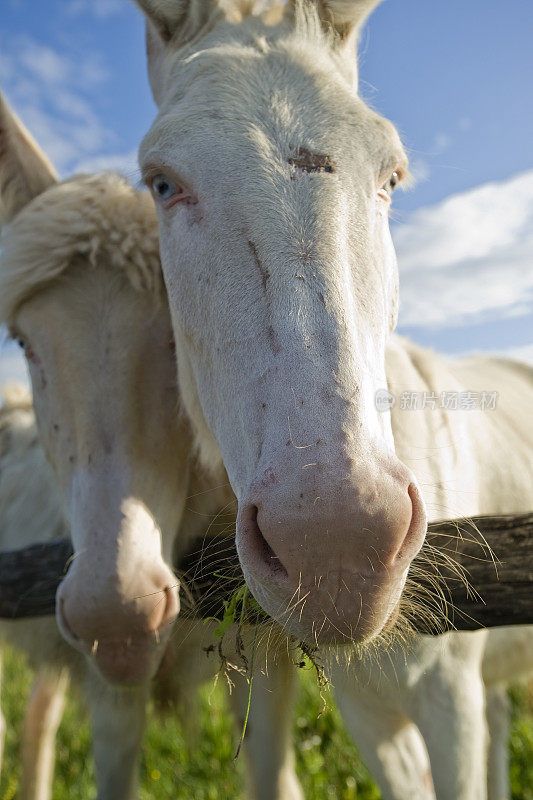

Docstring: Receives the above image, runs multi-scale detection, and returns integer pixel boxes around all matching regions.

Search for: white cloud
[15,37,108,90]
[394,170,533,329]
[72,148,141,183]
[0,35,113,175]
[19,44,68,86]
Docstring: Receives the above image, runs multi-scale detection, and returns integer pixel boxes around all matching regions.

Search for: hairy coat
[0,92,298,800]
[132,1,533,798]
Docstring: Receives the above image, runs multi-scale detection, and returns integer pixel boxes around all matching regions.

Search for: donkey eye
[10,330,36,361]
[388,171,400,193]
[152,174,177,201]
[380,171,400,198]
[377,171,401,204]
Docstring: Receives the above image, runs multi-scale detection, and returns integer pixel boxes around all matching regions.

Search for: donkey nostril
[251,506,288,577]
[145,581,179,633]
[395,483,426,563]
[57,596,86,650]
[160,584,179,626]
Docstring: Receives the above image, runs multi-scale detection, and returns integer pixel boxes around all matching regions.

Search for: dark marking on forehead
[247,240,282,355]
[267,324,282,355]
[248,240,270,291]
[288,148,336,176]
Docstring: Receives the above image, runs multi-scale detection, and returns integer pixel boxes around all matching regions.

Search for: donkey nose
[242,471,422,580]
[57,563,179,653]
[236,457,427,643]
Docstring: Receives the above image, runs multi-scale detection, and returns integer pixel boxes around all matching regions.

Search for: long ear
[144,18,176,107]
[316,0,385,40]
[133,0,219,105]
[133,0,217,42]
[0,91,58,226]
[286,0,384,46]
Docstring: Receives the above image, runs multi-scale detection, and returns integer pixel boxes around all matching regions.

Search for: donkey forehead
[144,41,406,173]
[15,267,159,352]
[164,35,350,107]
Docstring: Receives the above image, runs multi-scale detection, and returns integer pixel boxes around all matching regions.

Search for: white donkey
[0,383,70,796]
[0,93,300,800]
[131,0,533,798]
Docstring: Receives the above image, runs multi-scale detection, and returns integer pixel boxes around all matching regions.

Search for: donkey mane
[0,172,162,325]
[0,382,32,414]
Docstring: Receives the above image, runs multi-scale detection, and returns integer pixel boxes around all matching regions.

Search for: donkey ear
[144,18,170,106]
[133,0,219,105]
[289,0,384,42]
[0,92,58,226]
[133,0,216,42]
[322,0,384,39]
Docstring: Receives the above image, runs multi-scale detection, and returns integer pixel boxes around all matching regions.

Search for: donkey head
[135,0,427,646]
[0,92,192,683]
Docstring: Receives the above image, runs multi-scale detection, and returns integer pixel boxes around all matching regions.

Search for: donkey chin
[57,610,175,685]
[239,558,409,647]
[55,580,180,686]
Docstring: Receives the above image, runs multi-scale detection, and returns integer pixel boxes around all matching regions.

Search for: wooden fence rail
[0,513,531,633]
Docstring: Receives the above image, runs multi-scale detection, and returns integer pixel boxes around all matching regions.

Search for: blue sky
[0,0,532,383]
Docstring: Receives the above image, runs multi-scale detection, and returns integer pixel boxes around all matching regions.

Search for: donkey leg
[20,666,69,800]
[413,665,488,800]
[485,685,510,800]
[334,677,436,800]
[228,644,303,800]
[86,673,148,800]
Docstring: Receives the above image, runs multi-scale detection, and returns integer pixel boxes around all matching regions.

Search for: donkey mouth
[91,636,162,685]
[57,597,169,685]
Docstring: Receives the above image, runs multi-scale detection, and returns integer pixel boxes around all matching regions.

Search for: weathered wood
[0,539,73,618]
[0,514,532,633]
[413,513,533,633]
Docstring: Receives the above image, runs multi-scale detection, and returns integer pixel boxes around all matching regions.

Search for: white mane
[0,172,162,325]
[0,381,32,413]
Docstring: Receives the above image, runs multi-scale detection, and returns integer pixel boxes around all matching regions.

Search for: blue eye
[152,174,177,200]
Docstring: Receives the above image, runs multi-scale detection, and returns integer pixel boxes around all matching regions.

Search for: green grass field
[0,646,531,800]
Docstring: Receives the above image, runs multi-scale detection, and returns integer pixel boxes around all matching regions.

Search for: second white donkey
[0,92,301,800]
